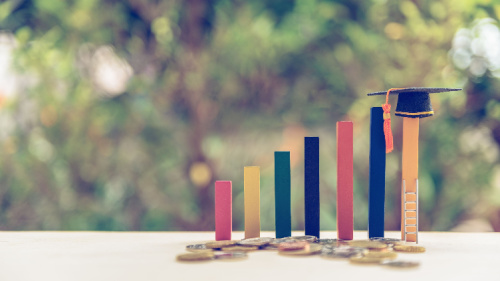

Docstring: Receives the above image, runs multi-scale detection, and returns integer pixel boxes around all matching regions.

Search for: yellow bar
[402,117,419,242]
[244,166,260,239]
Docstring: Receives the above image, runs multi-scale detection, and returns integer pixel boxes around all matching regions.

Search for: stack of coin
[176,236,425,268]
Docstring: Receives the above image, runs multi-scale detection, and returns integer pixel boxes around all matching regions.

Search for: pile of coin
[177,236,424,268]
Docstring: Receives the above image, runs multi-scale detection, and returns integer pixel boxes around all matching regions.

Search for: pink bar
[215,181,232,241]
[337,121,353,240]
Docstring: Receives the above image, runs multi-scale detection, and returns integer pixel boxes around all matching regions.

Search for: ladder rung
[405,232,417,234]
[405,192,417,195]
[405,224,416,226]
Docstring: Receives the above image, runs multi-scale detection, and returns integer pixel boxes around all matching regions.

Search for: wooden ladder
[403,179,418,243]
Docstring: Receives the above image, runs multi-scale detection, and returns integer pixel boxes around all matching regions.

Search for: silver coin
[370,237,402,244]
[186,244,209,252]
[322,244,343,251]
[238,237,274,247]
[214,251,248,260]
[334,246,367,254]
[316,238,349,245]
[321,251,362,259]
[381,260,420,268]
[289,235,317,242]
[269,238,296,246]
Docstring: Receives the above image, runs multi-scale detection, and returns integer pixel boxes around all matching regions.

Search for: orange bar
[405,194,417,202]
[406,218,417,225]
[406,211,417,218]
[406,233,417,241]
[405,202,417,210]
[401,117,419,242]
[406,226,417,233]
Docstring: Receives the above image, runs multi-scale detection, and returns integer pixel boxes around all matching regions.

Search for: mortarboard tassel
[381,88,403,153]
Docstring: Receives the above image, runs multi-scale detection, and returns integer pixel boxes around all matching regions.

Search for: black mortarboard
[367,87,461,153]
[367,87,461,119]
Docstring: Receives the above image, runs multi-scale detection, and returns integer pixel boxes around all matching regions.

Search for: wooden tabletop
[0,231,498,281]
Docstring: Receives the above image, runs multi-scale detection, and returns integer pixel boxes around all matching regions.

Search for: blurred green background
[0,0,499,232]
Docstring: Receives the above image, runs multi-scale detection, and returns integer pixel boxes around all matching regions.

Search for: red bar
[337,121,353,240]
[215,181,232,241]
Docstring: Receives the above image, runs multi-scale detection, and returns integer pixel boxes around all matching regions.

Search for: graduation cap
[367,87,461,153]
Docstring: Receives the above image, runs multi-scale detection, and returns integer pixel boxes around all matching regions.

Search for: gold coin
[364,251,398,259]
[176,252,214,262]
[381,260,420,268]
[221,246,259,252]
[348,240,388,249]
[278,241,308,251]
[393,245,426,253]
[349,256,384,264]
[205,240,239,249]
[279,243,322,256]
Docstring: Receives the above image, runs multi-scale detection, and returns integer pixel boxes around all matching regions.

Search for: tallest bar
[402,117,419,242]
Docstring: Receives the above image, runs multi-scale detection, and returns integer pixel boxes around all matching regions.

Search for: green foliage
[0,0,499,232]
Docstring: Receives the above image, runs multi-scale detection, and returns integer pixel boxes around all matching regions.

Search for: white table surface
[0,231,499,281]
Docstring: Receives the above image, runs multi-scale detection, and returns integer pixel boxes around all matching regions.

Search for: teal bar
[275,151,291,238]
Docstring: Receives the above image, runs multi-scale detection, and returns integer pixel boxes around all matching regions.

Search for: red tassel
[381,88,402,153]
[382,103,393,153]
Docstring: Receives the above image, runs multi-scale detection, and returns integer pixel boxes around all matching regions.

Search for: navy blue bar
[304,137,320,238]
[369,107,386,238]
[275,151,291,238]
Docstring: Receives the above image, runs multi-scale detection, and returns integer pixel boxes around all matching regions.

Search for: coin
[289,235,318,242]
[315,238,349,246]
[279,243,323,256]
[238,237,274,247]
[221,246,259,252]
[278,241,308,251]
[315,238,336,245]
[369,237,402,245]
[349,256,384,264]
[393,245,426,253]
[364,251,398,259]
[176,252,215,262]
[322,251,362,259]
[321,247,364,259]
[381,260,420,268]
[260,245,279,251]
[186,244,211,252]
[348,240,388,249]
[269,238,296,246]
[214,251,248,260]
[205,240,239,249]
[335,246,367,254]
